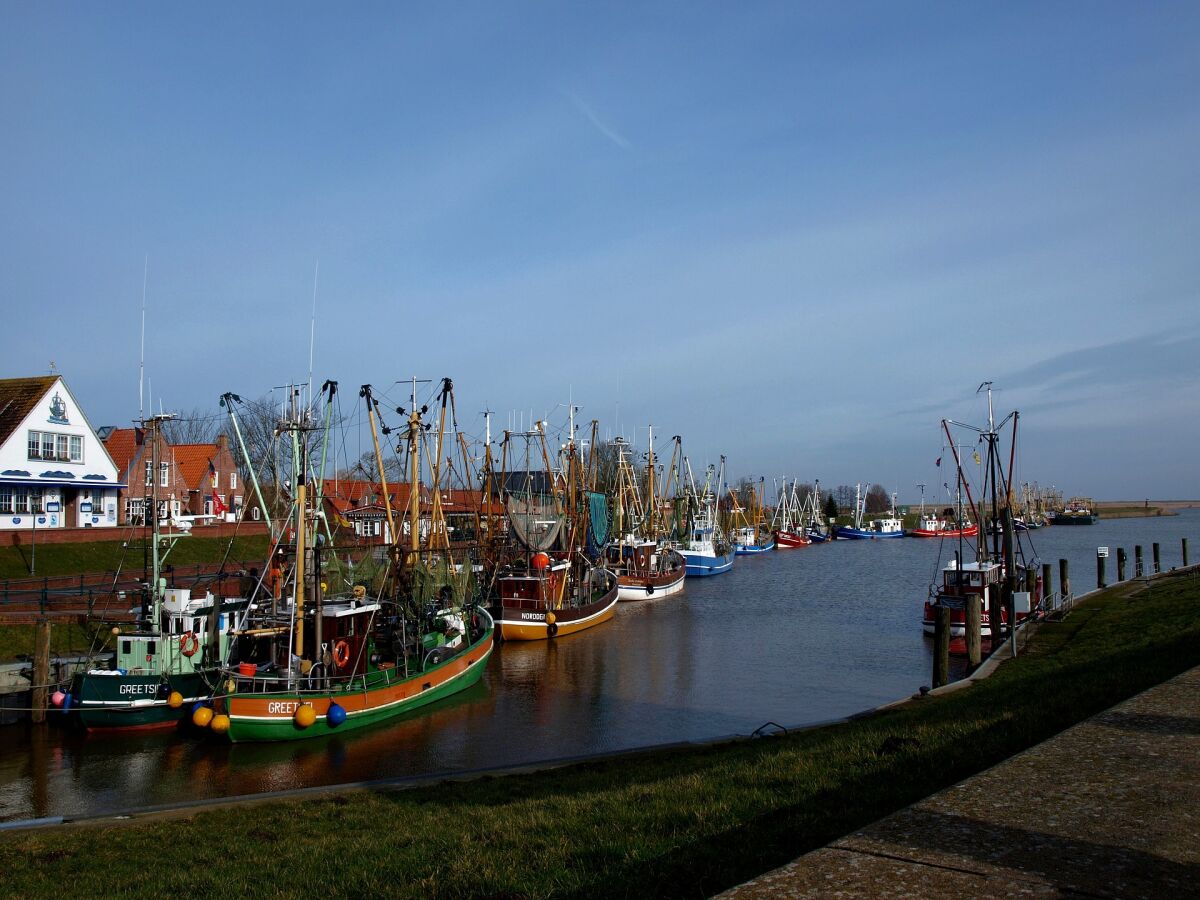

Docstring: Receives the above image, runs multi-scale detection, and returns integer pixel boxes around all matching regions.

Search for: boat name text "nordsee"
[519,612,546,621]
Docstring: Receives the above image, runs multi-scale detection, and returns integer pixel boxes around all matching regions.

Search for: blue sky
[3,2,1198,500]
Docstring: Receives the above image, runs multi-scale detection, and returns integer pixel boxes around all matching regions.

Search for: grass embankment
[0,534,272,580]
[0,621,110,663]
[3,572,1199,897]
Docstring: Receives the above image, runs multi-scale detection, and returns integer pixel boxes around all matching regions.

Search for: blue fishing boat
[674,456,735,577]
[836,484,906,539]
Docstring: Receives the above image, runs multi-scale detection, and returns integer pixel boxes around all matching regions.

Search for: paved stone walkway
[720,666,1200,898]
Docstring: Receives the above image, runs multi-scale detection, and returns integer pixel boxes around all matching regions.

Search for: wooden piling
[1060,558,1070,602]
[1042,562,1053,608]
[1135,545,1143,577]
[966,593,982,669]
[933,604,951,688]
[1152,542,1161,574]
[1097,550,1106,589]
[1001,511,1017,646]
[32,619,51,724]
[1183,538,1189,567]
[1117,547,1126,582]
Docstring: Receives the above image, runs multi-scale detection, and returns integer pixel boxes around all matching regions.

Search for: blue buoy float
[326,701,347,727]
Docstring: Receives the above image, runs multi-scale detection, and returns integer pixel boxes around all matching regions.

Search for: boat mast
[646,425,655,542]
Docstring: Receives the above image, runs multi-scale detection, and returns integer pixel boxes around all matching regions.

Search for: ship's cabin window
[147,641,157,655]
[122,640,132,655]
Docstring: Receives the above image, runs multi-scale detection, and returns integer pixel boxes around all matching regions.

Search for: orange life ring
[333,640,351,668]
[179,632,199,657]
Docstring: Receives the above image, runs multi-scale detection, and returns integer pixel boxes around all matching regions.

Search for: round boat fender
[546,622,559,638]
[333,640,351,669]
[179,632,199,657]
[645,582,655,595]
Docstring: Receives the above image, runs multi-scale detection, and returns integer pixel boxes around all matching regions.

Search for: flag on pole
[213,493,228,515]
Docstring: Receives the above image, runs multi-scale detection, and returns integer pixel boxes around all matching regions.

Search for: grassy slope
[0,534,272,580]
[0,621,109,662]
[2,573,1198,898]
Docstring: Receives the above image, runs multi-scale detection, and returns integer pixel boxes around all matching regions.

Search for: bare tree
[865,483,891,513]
[835,484,855,512]
[161,407,222,445]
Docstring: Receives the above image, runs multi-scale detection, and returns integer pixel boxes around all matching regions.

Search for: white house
[0,375,124,530]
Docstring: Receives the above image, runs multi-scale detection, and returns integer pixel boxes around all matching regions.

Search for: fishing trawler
[731,478,775,553]
[675,455,735,576]
[922,383,1042,639]
[836,485,906,539]
[208,379,494,742]
[66,414,250,730]
[771,478,810,548]
[605,431,687,601]
[494,417,619,639]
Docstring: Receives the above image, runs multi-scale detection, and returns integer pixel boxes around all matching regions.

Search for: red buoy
[531,552,551,570]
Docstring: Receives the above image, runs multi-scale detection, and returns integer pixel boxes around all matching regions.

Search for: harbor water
[1,509,1196,823]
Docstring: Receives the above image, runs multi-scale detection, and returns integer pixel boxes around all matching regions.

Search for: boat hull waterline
[220,611,495,743]
[498,581,620,641]
[678,548,735,577]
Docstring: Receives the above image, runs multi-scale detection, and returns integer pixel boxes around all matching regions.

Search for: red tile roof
[103,427,143,479]
[171,443,218,490]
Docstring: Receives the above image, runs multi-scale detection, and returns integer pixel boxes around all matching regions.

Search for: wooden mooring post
[1152,542,1161,574]
[1183,538,1190,568]
[1135,545,1144,577]
[1097,548,1107,590]
[32,619,51,724]
[1042,562,1053,608]
[933,604,951,688]
[1060,558,1070,602]
[1117,547,1127,582]
[966,593,982,670]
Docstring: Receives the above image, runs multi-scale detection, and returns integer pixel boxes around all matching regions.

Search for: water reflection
[2,510,1195,821]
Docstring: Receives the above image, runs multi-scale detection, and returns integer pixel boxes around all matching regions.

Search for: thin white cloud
[563,90,631,150]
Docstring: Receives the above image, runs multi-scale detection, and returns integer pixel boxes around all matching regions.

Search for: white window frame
[27,430,41,459]
[230,471,237,490]
[159,461,169,487]
[145,461,153,486]
[69,435,83,463]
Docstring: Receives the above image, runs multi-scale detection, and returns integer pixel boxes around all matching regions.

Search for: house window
[251,506,261,521]
[56,434,69,461]
[27,431,40,459]
[15,488,42,514]
[373,521,381,537]
[145,461,153,486]
[70,436,83,462]
[125,498,145,525]
[217,494,226,513]
[41,433,55,459]
[0,486,11,513]
[211,470,218,489]
[230,471,237,490]
[204,498,213,516]
[159,462,169,487]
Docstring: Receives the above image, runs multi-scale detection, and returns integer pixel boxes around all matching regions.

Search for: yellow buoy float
[545,612,556,625]
[192,706,214,728]
[294,703,317,728]
[167,691,183,709]
[210,714,231,734]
